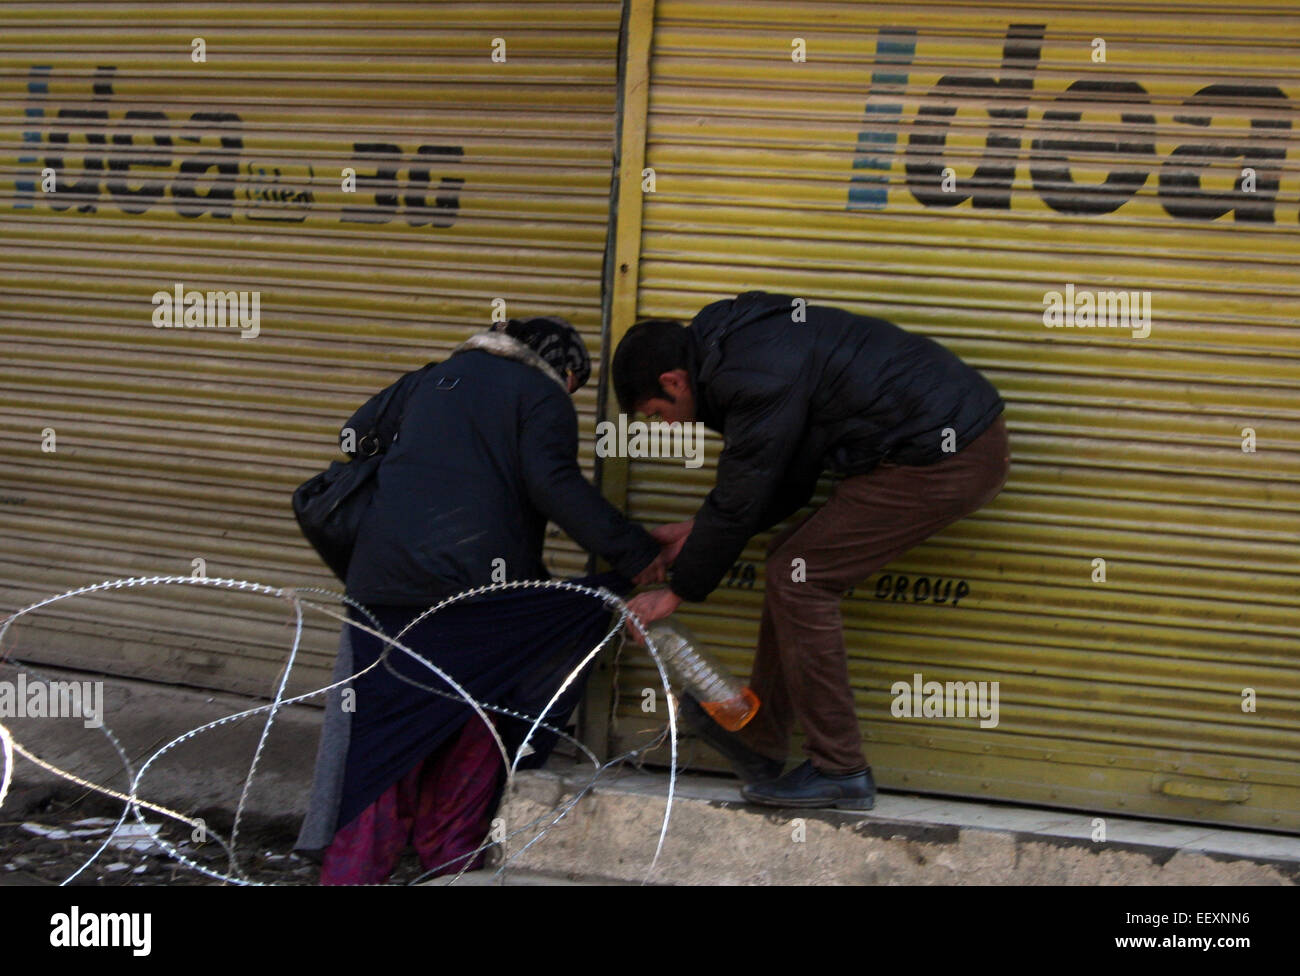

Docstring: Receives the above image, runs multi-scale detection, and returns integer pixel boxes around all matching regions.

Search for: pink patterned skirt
[320,715,503,885]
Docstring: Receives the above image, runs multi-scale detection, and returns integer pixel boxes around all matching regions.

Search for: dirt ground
[0,783,443,886]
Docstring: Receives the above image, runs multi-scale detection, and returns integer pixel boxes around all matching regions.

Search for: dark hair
[611,319,689,414]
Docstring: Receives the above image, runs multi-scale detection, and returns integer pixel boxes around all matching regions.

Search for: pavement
[2,665,1297,885]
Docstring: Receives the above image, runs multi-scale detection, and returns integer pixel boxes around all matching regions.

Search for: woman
[295,317,666,883]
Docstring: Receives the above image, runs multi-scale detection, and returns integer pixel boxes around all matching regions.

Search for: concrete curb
[499,766,1300,885]
[0,665,318,828]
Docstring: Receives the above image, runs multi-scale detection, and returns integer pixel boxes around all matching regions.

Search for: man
[296,316,670,883]
[614,291,1009,810]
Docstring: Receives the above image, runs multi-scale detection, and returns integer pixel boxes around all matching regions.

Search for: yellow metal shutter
[0,1,624,696]
[609,1,1300,832]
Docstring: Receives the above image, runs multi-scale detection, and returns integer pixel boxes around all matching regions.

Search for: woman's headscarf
[494,316,592,391]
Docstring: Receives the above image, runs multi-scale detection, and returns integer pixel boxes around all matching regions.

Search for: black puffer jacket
[669,290,1004,602]
[344,332,659,606]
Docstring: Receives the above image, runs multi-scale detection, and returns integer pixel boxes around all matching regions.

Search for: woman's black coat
[343,333,658,607]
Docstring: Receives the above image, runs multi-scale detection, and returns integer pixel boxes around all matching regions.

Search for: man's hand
[624,588,683,642]
[650,518,694,566]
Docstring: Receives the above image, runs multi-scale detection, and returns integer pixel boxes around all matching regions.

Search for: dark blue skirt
[335,574,627,831]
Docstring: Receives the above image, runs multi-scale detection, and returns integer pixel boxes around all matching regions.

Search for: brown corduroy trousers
[736,416,1011,774]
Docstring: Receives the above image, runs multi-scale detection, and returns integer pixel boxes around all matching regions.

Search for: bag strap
[356,362,437,457]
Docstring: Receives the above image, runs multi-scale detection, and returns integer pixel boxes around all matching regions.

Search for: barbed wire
[0,574,677,886]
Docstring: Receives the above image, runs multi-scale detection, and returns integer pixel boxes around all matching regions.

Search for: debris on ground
[1,789,443,885]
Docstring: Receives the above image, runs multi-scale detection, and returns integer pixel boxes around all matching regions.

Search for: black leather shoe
[741,759,876,810]
[676,693,784,784]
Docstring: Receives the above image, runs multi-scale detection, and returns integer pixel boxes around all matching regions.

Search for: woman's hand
[630,551,669,586]
[650,518,694,566]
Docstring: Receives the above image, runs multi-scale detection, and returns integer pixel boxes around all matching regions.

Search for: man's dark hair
[611,318,689,414]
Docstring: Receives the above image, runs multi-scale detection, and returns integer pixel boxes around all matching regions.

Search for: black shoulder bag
[292,365,433,582]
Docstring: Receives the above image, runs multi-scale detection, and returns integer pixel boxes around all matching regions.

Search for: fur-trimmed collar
[450,331,568,391]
